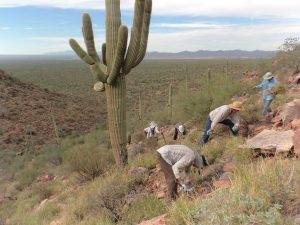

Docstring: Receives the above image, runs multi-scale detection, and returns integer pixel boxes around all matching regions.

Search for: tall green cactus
[69,0,152,167]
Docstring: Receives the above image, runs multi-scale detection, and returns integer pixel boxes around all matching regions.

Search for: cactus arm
[106,0,122,74]
[90,63,109,83]
[82,13,101,63]
[102,43,107,65]
[107,25,128,84]
[133,0,152,68]
[123,0,145,74]
[69,39,95,65]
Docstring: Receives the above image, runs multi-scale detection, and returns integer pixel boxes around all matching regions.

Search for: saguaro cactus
[168,83,173,121]
[69,0,152,167]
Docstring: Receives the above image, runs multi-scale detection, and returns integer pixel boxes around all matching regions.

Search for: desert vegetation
[0,38,300,224]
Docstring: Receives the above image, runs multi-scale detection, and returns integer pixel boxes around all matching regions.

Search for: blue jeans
[200,117,238,145]
[262,99,273,115]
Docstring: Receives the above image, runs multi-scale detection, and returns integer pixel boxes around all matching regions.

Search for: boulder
[281,99,300,125]
[291,119,300,130]
[293,130,300,156]
[253,125,267,135]
[138,214,168,225]
[246,129,294,154]
[287,73,300,84]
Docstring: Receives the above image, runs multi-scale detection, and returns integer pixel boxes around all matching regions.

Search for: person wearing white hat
[173,123,186,140]
[200,101,242,146]
[144,121,161,139]
[157,145,208,199]
[255,72,279,115]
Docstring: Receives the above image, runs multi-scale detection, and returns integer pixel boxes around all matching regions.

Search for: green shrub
[129,151,157,170]
[121,195,165,224]
[65,171,147,224]
[65,143,115,181]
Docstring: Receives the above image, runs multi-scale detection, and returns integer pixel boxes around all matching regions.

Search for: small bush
[65,143,115,181]
[121,195,165,224]
[65,171,147,224]
[129,151,157,170]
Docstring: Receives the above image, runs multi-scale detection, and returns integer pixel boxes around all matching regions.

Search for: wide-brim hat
[178,125,185,133]
[229,101,242,111]
[263,72,274,80]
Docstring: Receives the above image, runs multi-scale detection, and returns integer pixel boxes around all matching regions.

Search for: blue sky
[1,0,300,54]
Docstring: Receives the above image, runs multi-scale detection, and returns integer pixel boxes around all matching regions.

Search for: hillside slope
[0,69,106,151]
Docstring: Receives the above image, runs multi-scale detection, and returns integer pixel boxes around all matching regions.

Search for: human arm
[255,81,264,89]
[210,107,231,130]
[172,156,193,179]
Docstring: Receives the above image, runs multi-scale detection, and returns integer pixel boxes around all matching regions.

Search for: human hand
[207,129,212,136]
[232,126,238,132]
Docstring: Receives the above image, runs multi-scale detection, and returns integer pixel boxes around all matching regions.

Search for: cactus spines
[69,0,152,167]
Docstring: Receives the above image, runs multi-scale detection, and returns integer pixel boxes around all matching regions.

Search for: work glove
[232,126,238,132]
[179,183,194,192]
[207,129,212,136]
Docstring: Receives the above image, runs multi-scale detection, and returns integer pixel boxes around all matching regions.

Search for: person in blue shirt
[255,72,278,115]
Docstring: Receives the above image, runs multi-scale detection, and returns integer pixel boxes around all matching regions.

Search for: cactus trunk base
[105,75,128,166]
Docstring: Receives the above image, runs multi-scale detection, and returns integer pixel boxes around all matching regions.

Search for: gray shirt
[157,145,196,179]
[209,105,240,130]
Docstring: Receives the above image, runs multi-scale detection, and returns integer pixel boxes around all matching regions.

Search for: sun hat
[263,72,274,80]
[178,125,185,133]
[229,101,242,111]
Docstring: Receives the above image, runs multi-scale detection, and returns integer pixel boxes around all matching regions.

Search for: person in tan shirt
[200,101,242,146]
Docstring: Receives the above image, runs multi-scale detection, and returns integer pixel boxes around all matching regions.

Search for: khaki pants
[157,153,178,199]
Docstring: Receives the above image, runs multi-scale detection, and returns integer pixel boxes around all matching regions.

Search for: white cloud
[148,22,300,52]
[153,23,236,29]
[1,0,300,18]
[1,26,11,30]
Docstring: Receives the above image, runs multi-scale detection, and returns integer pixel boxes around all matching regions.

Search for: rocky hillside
[0,69,106,151]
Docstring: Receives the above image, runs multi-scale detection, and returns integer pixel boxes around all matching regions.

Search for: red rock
[156,191,165,199]
[253,125,267,135]
[271,115,282,123]
[37,174,54,182]
[281,99,300,125]
[293,130,300,156]
[223,162,235,172]
[138,214,168,225]
[273,121,283,128]
[291,119,300,130]
[50,219,62,225]
[246,129,294,154]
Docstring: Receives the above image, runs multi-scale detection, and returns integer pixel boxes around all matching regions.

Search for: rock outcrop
[246,129,294,154]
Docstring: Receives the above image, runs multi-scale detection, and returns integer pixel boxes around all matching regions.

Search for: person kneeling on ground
[200,101,242,146]
[144,121,161,140]
[173,123,186,140]
[157,145,208,200]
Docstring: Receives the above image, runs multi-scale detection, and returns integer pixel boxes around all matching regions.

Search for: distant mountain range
[0,49,276,60]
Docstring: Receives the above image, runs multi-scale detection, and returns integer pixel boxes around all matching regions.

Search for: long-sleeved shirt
[144,126,160,138]
[209,105,240,130]
[256,78,278,100]
[157,145,196,179]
